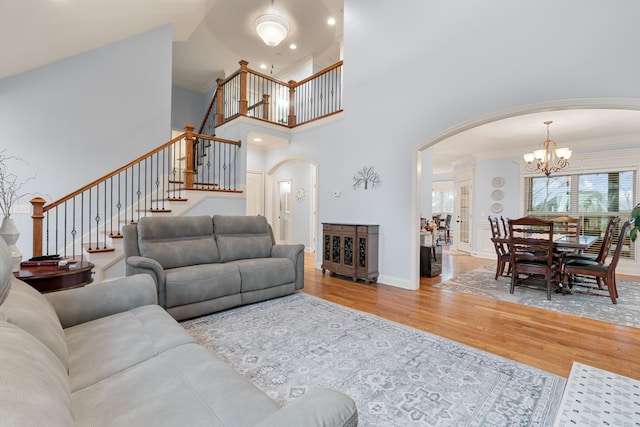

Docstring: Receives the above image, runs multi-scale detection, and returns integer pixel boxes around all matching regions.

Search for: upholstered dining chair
[550,215,581,256]
[438,214,452,243]
[550,215,580,238]
[488,216,510,280]
[565,216,620,264]
[561,218,633,304]
[508,217,560,300]
[562,216,619,289]
[500,216,509,238]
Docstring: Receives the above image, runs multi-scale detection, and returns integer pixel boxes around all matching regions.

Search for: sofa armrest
[44,274,157,329]
[126,255,167,307]
[256,388,358,427]
[271,244,305,290]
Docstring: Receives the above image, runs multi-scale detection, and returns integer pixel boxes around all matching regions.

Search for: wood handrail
[36,131,187,213]
[292,60,343,87]
[192,133,241,146]
[35,128,240,213]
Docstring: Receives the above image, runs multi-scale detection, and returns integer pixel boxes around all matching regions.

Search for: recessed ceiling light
[327,17,336,26]
[253,138,262,142]
[260,64,267,69]
[289,43,297,50]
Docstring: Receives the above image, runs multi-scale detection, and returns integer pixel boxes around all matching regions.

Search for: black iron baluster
[71,197,77,259]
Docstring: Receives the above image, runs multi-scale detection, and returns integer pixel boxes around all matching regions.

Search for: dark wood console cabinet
[321,223,379,283]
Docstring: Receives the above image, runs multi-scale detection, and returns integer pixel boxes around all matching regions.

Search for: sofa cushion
[214,215,274,262]
[138,215,220,269]
[0,322,73,426]
[164,263,241,308]
[0,278,69,371]
[65,305,196,392]
[231,257,296,292]
[71,342,280,427]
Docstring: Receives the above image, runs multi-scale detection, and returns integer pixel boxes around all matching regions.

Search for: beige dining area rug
[435,264,640,329]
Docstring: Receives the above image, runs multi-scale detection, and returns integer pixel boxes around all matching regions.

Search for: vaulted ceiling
[0,0,343,92]
[3,1,639,174]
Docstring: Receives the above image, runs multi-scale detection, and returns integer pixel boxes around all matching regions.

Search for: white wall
[0,25,173,258]
[171,85,206,131]
[262,0,640,289]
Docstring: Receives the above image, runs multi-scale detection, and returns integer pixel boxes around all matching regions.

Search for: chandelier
[255,0,289,48]
[523,120,572,177]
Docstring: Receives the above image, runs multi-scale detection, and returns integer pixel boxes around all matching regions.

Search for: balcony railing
[30,60,344,258]
[199,60,343,135]
[30,125,241,258]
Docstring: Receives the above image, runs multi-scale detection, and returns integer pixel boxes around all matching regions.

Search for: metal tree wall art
[353,166,382,190]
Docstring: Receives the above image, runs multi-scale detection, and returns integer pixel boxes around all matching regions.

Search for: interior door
[456,179,472,253]
[274,180,292,244]
[245,171,264,216]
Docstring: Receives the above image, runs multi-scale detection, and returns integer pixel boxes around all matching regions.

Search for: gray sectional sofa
[0,238,358,426]
[123,215,304,320]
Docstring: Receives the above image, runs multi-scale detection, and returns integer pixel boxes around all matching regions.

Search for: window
[525,170,636,259]
[432,190,455,214]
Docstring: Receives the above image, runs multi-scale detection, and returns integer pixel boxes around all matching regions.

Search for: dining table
[492,234,598,252]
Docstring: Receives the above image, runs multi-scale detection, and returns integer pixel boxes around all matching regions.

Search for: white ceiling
[0,0,343,93]
[430,109,640,176]
[3,1,639,173]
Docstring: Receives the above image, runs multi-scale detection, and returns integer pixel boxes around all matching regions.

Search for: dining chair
[438,214,452,243]
[550,215,580,256]
[508,217,560,300]
[550,215,580,238]
[500,216,509,238]
[488,216,510,279]
[565,216,620,264]
[562,216,619,289]
[561,218,633,304]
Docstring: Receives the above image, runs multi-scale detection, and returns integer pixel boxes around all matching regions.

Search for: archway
[411,98,640,290]
[267,157,319,253]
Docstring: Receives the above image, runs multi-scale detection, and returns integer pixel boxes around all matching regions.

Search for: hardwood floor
[302,248,640,380]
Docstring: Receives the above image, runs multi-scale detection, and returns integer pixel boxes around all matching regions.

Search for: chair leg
[596,277,603,289]
[608,271,618,303]
[495,261,501,280]
[510,269,517,294]
[545,272,552,301]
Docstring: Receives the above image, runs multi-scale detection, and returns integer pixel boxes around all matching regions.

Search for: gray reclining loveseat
[123,215,304,320]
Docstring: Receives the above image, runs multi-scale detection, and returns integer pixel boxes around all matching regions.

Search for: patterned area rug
[435,264,640,329]
[183,293,565,426]
[554,362,640,427]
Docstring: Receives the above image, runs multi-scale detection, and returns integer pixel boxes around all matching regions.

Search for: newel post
[215,78,224,125]
[30,197,46,257]
[184,124,196,189]
[288,80,297,127]
[239,60,249,116]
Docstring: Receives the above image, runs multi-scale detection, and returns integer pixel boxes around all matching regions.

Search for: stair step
[85,246,116,254]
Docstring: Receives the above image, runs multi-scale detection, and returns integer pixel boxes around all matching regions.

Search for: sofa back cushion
[0,321,73,426]
[0,279,70,371]
[137,216,220,269]
[214,215,274,262]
